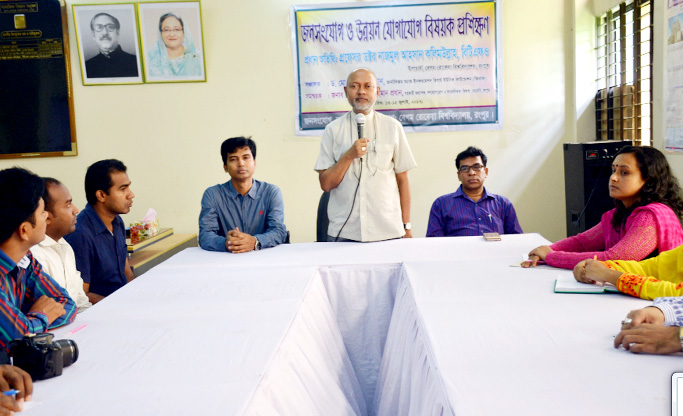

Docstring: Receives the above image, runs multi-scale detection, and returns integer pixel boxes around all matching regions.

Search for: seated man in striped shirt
[427,146,523,237]
[198,136,287,253]
[0,168,76,350]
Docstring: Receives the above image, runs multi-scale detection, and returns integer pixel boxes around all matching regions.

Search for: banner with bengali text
[292,0,500,135]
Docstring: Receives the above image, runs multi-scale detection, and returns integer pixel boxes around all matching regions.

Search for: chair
[316,192,330,242]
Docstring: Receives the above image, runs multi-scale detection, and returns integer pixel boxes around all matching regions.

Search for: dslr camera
[7,333,78,380]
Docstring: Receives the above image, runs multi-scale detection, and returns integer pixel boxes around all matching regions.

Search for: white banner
[291,0,501,135]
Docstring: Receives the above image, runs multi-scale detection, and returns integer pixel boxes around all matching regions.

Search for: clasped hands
[572,259,622,286]
[614,307,682,354]
[225,227,257,253]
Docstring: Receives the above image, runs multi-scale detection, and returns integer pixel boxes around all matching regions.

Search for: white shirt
[315,110,417,242]
[30,236,92,311]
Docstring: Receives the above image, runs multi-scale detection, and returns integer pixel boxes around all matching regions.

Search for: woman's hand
[521,245,552,268]
[573,260,592,283]
[573,259,623,285]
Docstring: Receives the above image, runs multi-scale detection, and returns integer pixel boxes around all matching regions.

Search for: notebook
[554,274,620,294]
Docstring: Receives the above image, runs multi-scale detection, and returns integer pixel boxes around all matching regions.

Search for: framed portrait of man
[73,4,143,86]
[138,1,206,83]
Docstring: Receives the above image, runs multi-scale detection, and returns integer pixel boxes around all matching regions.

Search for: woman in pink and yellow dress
[524,146,683,270]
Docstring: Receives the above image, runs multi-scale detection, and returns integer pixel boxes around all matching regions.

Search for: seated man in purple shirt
[427,146,523,237]
[199,137,287,253]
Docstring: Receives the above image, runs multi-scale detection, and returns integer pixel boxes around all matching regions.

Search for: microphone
[355,113,366,140]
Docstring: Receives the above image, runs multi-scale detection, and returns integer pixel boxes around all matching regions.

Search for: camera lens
[54,339,78,367]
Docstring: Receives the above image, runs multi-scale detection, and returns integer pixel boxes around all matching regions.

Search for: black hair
[85,159,127,206]
[455,146,488,169]
[90,13,120,31]
[612,146,683,230]
[0,168,44,243]
[42,177,62,213]
[158,12,184,32]
[221,137,257,165]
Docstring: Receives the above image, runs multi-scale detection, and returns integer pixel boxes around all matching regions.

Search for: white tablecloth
[26,234,676,415]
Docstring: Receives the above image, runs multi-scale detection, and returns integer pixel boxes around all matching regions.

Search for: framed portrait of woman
[137,1,206,83]
[73,3,143,85]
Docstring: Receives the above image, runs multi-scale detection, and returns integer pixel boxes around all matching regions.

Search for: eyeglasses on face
[93,24,117,32]
[161,28,183,34]
[457,163,485,173]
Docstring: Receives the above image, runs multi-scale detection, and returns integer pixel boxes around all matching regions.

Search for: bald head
[346,68,377,85]
[344,68,380,114]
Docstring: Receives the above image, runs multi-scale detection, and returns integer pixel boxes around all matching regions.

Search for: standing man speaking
[315,68,417,242]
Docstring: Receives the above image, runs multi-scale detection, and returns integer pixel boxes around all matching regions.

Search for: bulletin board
[0,0,77,159]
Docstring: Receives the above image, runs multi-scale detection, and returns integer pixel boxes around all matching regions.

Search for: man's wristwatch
[679,327,683,352]
[403,223,412,230]
[254,238,261,251]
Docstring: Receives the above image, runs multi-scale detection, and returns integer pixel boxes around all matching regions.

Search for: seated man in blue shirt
[0,168,76,350]
[65,160,135,304]
[199,136,287,253]
[427,146,523,237]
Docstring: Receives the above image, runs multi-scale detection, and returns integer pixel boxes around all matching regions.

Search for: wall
[0,0,572,243]
[576,0,597,142]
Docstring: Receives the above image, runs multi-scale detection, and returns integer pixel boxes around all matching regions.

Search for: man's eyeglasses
[457,163,485,173]
[93,24,117,32]
[162,28,183,34]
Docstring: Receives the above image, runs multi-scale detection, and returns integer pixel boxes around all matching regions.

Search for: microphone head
[355,113,366,126]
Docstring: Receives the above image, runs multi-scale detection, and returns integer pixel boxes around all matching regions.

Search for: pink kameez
[544,202,683,269]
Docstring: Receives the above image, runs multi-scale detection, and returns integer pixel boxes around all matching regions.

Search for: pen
[2,390,19,396]
[67,323,87,335]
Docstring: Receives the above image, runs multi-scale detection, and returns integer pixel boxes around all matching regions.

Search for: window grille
[595,0,652,145]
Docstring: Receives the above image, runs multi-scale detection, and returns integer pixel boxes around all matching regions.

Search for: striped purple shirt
[426,186,523,237]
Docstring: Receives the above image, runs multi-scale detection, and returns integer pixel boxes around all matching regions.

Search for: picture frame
[73,3,143,86]
[137,1,206,83]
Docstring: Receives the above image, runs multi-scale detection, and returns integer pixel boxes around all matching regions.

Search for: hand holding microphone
[345,138,370,160]
[347,113,368,160]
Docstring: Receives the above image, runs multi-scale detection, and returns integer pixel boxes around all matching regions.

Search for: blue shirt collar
[83,203,112,235]
[225,179,260,200]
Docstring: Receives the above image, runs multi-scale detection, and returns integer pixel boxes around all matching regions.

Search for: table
[128,233,197,276]
[29,234,677,415]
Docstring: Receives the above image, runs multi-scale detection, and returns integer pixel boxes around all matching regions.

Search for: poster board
[0,0,77,158]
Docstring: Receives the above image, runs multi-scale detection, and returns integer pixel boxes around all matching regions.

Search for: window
[595,0,652,145]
